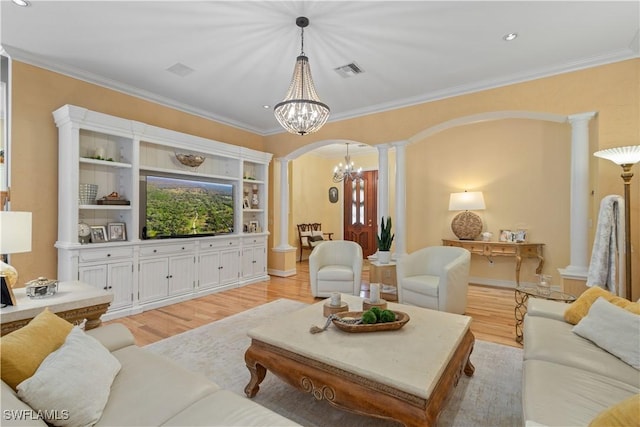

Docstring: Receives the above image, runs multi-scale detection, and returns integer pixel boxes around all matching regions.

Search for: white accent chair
[309,240,363,298]
[396,246,471,314]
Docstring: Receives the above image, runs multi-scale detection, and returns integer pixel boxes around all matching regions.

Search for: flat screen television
[141,175,234,239]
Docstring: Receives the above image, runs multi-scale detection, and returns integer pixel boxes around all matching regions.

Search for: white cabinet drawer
[80,247,133,263]
[140,242,196,257]
[243,236,266,246]
[199,238,239,251]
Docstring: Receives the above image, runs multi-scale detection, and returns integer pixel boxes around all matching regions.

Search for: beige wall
[408,119,570,285]
[268,59,639,297]
[9,62,262,282]
[9,58,640,297]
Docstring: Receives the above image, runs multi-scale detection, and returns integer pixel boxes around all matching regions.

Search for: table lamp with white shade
[449,191,486,240]
[0,211,32,307]
[593,145,640,300]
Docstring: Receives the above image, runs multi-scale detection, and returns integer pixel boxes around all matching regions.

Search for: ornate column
[377,144,390,222]
[392,141,409,257]
[275,158,293,250]
[560,112,596,280]
[269,158,296,277]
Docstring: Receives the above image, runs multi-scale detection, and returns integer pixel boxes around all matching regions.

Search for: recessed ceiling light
[12,0,30,6]
[503,33,518,42]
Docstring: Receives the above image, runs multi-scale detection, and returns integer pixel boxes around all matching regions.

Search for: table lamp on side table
[0,211,32,307]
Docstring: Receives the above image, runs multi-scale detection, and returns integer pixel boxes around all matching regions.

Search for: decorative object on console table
[0,211,32,307]
[376,216,394,264]
[593,144,640,300]
[449,191,485,240]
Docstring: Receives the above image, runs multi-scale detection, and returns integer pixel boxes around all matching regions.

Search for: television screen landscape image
[144,175,234,238]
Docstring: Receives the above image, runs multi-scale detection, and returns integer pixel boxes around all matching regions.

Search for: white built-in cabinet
[53,105,272,320]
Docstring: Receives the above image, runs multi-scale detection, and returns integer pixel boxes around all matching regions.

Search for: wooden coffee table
[244,295,475,426]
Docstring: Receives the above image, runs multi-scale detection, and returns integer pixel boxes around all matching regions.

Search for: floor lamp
[594,145,640,300]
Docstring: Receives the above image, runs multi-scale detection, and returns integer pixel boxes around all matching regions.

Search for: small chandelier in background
[274,16,330,136]
[333,144,363,183]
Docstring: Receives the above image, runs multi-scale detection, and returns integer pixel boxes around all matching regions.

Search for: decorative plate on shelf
[331,311,410,333]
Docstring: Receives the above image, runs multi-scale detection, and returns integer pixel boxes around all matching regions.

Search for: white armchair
[309,240,363,298]
[396,246,471,314]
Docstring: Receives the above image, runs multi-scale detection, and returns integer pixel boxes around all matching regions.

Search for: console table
[442,239,544,286]
[0,281,112,336]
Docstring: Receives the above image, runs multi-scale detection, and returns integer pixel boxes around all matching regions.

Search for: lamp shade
[0,211,32,254]
[593,145,640,165]
[449,191,486,211]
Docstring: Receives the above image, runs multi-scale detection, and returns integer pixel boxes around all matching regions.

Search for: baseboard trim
[268,268,297,277]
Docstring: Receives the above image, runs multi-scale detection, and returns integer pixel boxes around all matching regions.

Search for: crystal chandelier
[333,144,363,183]
[274,17,330,136]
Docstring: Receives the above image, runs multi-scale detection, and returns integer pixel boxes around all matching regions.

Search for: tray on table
[331,310,410,333]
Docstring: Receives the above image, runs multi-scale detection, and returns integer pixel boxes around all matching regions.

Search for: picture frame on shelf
[108,222,126,241]
[249,220,259,233]
[90,226,108,243]
[499,229,513,242]
[514,229,527,243]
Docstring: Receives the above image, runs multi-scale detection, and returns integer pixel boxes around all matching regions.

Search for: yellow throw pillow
[0,308,73,390]
[589,394,640,427]
[564,286,640,325]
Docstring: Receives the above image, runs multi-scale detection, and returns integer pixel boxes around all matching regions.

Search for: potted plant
[376,216,394,264]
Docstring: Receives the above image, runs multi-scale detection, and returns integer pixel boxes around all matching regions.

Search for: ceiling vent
[334,62,364,78]
[166,62,195,77]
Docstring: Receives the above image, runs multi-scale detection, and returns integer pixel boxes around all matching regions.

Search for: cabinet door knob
[166,275,170,279]
[153,249,157,253]
[107,253,111,257]
[182,247,185,250]
[103,286,108,290]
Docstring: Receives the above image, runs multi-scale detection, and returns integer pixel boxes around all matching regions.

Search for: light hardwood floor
[106,261,522,348]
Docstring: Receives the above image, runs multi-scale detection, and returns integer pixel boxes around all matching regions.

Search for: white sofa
[1,323,299,427]
[309,240,363,298]
[522,298,639,426]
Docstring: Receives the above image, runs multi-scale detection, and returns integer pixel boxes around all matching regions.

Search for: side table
[369,261,397,302]
[514,286,575,344]
[0,281,113,336]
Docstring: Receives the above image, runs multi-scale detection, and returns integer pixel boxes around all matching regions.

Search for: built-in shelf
[80,158,132,168]
[140,165,239,182]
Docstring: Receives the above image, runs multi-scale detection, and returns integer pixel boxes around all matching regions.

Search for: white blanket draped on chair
[586,195,625,296]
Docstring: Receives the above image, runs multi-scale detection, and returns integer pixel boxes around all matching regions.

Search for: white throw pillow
[16,326,121,426]
[572,297,640,369]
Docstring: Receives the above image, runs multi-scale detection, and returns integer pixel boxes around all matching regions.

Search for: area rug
[146,299,523,426]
